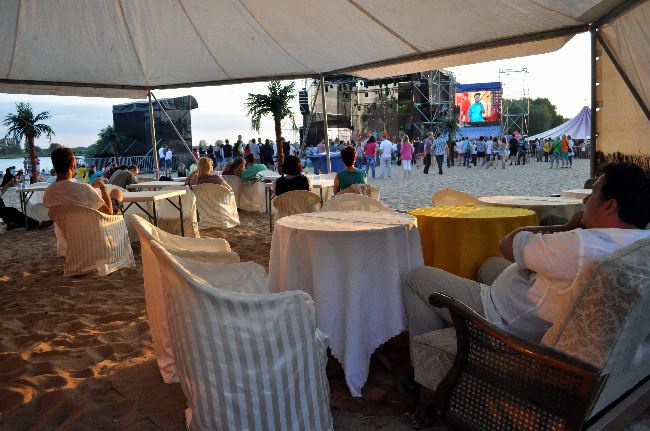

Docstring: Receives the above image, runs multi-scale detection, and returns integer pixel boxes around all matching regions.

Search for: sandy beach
[1,158,649,430]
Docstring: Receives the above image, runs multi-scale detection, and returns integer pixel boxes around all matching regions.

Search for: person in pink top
[363,136,377,178]
[400,135,414,177]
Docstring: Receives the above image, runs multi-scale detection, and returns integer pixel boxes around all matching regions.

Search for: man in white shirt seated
[44,147,123,214]
[403,162,650,345]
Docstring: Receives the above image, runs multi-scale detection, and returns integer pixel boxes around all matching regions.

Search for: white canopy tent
[529,106,592,140]
[0,0,648,174]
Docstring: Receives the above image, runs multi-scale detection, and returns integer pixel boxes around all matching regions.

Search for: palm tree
[440,110,462,143]
[3,102,54,183]
[96,125,126,164]
[245,81,296,173]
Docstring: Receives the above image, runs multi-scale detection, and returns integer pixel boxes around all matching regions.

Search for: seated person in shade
[333,145,367,194]
[185,157,231,190]
[240,153,268,180]
[275,155,312,197]
[108,165,138,189]
[1,176,51,229]
[86,165,105,184]
[222,157,245,176]
[402,162,650,348]
[44,147,124,215]
[177,163,189,178]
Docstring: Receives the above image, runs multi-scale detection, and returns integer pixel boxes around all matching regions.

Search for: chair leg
[414,386,438,422]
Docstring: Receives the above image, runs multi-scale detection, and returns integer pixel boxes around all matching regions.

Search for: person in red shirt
[363,136,377,178]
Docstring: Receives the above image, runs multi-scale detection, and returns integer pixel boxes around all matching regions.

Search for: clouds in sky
[0,34,590,149]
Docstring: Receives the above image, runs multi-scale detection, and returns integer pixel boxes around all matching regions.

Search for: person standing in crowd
[447,138,455,168]
[567,134,575,168]
[422,132,433,174]
[517,138,527,165]
[470,139,477,166]
[476,136,486,166]
[484,137,497,168]
[233,135,243,158]
[192,147,199,161]
[206,143,214,163]
[550,136,562,169]
[508,134,519,165]
[543,138,551,162]
[165,146,173,174]
[560,134,569,168]
[400,135,414,177]
[364,136,377,178]
[354,140,363,169]
[250,138,260,161]
[222,139,233,165]
[433,133,447,175]
[498,136,508,169]
[261,139,273,167]
[158,145,167,170]
[535,139,543,162]
[334,146,367,194]
[379,136,393,179]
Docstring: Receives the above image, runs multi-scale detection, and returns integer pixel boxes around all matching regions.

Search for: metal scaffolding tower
[499,68,530,135]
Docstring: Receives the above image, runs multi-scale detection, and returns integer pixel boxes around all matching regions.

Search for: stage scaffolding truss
[301,70,455,145]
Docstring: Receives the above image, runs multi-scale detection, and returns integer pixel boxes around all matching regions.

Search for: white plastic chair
[431,188,479,206]
[156,185,200,238]
[321,193,393,212]
[128,214,239,384]
[149,241,333,431]
[338,183,380,200]
[48,205,135,277]
[271,190,320,221]
[192,183,240,229]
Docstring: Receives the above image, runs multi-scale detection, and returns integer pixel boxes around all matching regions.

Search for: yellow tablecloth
[409,206,539,280]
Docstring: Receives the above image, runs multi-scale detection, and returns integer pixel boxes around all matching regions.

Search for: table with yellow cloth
[409,205,538,280]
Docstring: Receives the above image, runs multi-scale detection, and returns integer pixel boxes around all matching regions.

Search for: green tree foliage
[502,98,567,136]
[96,125,126,161]
[3,102,54,182]
[245,81,296,173]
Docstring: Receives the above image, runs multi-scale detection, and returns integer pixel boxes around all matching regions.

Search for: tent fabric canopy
[0,0,631,98]
[529,106,592,140]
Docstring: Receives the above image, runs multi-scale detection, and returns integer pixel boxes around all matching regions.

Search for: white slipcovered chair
[128,214,239,384]
[431,188,479,206]
[321,193,393,212]
[48,205,135,277]
[271,190,320,222]
[222,175,242,207]
[338,183,380,200]
[149,241,333,431]
[192,183,240,229]
[156,185,200,238]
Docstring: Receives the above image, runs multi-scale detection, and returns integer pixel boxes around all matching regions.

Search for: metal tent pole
[150,92,198,162]
[590,27,598,178]
[320,75,331,172]
[147,89,160,179]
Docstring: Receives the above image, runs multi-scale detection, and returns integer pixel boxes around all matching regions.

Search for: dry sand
[1,161,648,430]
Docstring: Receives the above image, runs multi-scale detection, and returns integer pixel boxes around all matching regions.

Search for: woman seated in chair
[221,157,245,177]
[275,155,311,197]
[333,145,367,194]
[185,157,231,190]
[241,153,268,180]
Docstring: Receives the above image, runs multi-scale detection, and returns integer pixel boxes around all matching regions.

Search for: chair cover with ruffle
[271,190,320,221]
[338,183,380,200]
[48,205,135,276]
[431,188,479,206]
[192,183,240,229]
[150,242,333,430]
[321,194,393,212]
[128,214,239,384]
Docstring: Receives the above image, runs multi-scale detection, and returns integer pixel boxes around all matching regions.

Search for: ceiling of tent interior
[0,0,635,98]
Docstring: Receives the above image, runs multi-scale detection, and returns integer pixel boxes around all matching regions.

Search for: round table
[478,195,583,226]
[561,189,592,199]
[268,211,423,397]
[409,206,538,280]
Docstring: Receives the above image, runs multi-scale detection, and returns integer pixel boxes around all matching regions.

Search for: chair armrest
[429,292,603,431]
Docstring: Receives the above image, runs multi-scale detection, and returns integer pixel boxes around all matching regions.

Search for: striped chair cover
[338,183,380,200]
[48,205,135,277]
[156,185,200,238]
[128,214,239,384]
[271,190,320,221]
[222,175,242,207]
[321,193,393,212]
[192,183,240,229]
[150,241,333,431]
[431,188,479,206]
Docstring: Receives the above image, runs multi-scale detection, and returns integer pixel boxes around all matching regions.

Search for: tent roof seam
[116,0,150,87]
[6,0,21,79]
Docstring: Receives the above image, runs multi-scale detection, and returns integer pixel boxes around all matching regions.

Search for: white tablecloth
[561,189,592,199]
[268,211,424,397]
[478,195,584,225]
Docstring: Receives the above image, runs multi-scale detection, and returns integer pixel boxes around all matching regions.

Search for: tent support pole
[150,92,198,161]
[596,33,650,122]
[320,75,331,173]
[147,89,160,179]
[590,27,598,178]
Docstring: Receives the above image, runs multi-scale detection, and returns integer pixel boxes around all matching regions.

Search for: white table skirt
[478,195,584,225]
[268,211,424,397]
[561,189,592,199]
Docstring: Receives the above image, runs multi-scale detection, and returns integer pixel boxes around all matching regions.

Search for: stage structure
[112,95,198,156]
[300,70,455,145]
[454,82,503,139]
[499,68,530,136]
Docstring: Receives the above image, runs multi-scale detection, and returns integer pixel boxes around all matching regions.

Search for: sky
[0,33,590,150]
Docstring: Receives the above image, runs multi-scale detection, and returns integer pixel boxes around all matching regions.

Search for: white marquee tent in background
[529,106,592,140]
[0,0,648,173]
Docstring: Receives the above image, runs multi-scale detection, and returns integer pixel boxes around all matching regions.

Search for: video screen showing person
[455,89,501,126]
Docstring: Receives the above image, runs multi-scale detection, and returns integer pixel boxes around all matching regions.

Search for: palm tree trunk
[28,134,39,183]
[113,143,119,165]
[274,114,283,174]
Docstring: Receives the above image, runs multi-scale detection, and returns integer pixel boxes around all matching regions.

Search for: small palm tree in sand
[96,125,126,164]
[3,102,54,183]
[245,81,296,173]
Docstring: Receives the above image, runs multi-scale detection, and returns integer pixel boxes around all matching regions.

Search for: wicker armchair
[427,293,602,431]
